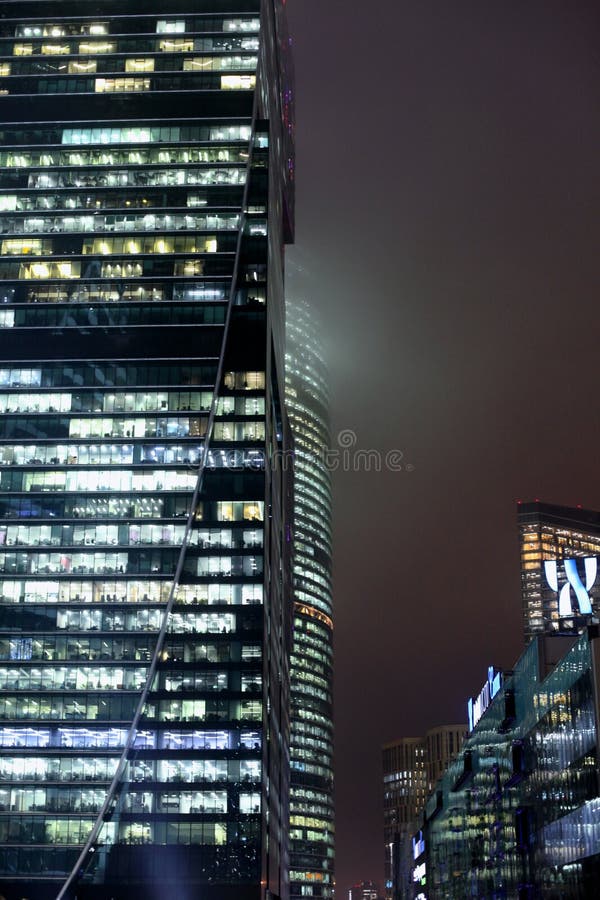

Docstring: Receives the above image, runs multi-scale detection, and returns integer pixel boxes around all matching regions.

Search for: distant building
[382,726,464,900]
[421,627,600,898]
[348,881,383,900]
[424,726,465,789]
[518,500,600,640]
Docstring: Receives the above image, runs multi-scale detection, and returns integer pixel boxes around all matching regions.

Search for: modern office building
[285,297,334,900]
[382,726,464,900]
[0,1,294,898]
[518,500,600,641]
[420,627,600,899]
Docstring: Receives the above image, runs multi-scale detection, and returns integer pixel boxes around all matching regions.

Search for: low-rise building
[419,627,600,899]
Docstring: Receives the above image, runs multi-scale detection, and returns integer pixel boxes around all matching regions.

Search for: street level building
[0,1,294,898]
[421,628,600,899]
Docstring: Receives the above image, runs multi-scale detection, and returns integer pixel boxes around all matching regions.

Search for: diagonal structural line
[56,95,259,900]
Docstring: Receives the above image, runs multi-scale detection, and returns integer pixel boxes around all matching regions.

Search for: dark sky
[285,0,600,894]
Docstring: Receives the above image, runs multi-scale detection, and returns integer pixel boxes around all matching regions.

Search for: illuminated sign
[544,557,597,617]
[412,862,426,883]
[467,666,502,732]
[412,830,425,860]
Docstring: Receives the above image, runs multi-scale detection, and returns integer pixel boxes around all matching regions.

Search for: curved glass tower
[285,298,334,900]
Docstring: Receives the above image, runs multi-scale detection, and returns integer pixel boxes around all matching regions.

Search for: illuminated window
[41,43,70,55]
[239,792,261,814]
[183,57,213,70]
[156,20,186,34]
[221,75,256,90]
[79,41,116,54]
[15,26,40,37]
[223,18,260,32]
[68,60,97,73]
[86,23,109,36]
[158,39,193,52]
[19,260,80,280]
[174,259,204,276]
[125,58,155,73]
[223,371,266,390]
[13,44,33,56]
[0,64,11,76]
[1,239,50,256]
[95,77,151,93]
[185,56,257,72]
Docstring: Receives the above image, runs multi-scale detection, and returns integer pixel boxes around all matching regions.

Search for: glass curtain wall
[285,298,334,900]
[0,2,294,898]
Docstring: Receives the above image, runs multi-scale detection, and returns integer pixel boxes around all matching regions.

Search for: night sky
[284,0,600,894]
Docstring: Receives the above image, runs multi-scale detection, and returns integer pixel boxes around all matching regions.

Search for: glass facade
[519,501,600,640]
[285,298,334,899]
[421,628,600,899]
[0,1,294,898]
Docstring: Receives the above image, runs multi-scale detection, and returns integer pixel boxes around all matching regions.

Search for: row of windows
[0,469,199,493]
[0,607,263,637]
[1,636,260,664]
[0,550,262,578]
[0,523,261,549]
[0,390,264,415]
[0,304,227,330]
[0,364,217,389]
[2,55,257,77]
[0,844,260,881]
[1,212,241,235]
[1,756,259,784]
[2,283,265,307]
[0,424,265,448]
[0,189,245,214]
[0,123,254,147]
[0,497,263,523]
[1,258,234,281]
[0,817,232,847]
[22,166,245,191]
[1,146,247,168]
[25,74,256,94]
[0,726,261,751]
[0,579,262,604]
[3,235,223,256]
[9,17,260,40]
[0,665,147,691]
[2,35,259,63]
[0,787,262,817]
[0,696,262,726]
[1,282,238,306]
[0,786,256,815]
[8,662,254,697]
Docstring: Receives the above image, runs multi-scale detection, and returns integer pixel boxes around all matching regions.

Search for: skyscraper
[0,1,294,897]
[518,500,600,640]
[285,297,334,899]
[382,725,464,900]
